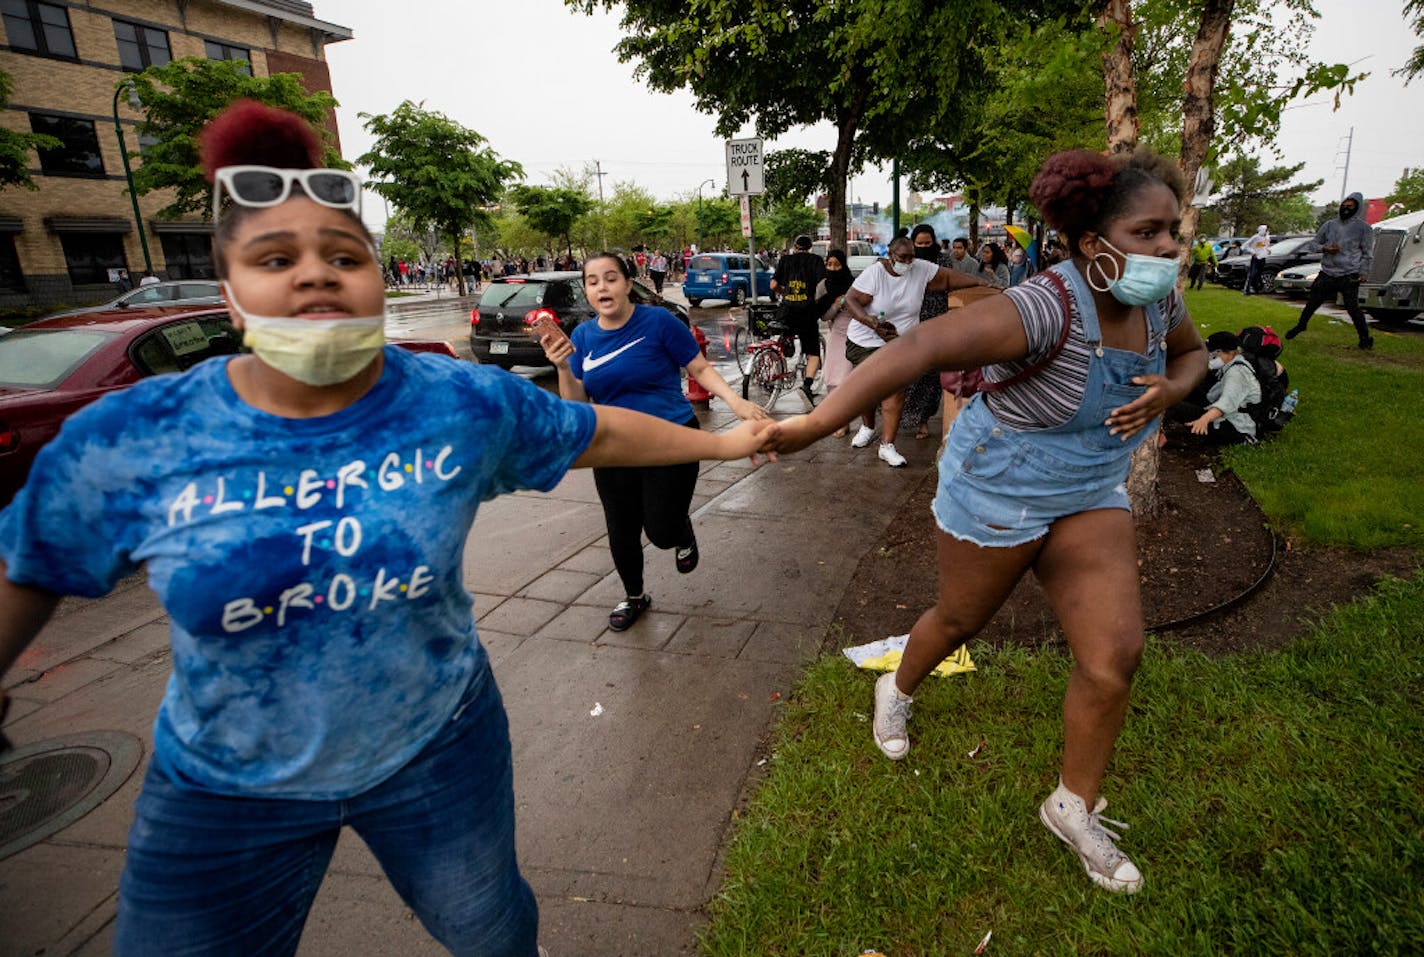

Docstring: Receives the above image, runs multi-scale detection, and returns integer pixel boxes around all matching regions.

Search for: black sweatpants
[593,418,700,597]
[1296,272,1371,343]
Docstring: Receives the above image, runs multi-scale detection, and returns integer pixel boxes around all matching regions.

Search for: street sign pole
[727,137,766,308]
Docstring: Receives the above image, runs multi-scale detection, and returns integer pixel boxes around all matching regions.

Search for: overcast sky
[321,0,1421,231]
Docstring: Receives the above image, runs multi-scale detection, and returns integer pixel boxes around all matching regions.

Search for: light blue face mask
[1088,238,1180,306]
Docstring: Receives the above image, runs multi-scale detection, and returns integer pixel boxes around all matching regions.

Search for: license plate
[697,272,710,281]
[490,340,509,355]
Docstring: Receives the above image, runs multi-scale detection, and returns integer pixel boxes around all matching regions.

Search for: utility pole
[891,158,901,236]
[594,160,608,249]
[1336,127,1354,201]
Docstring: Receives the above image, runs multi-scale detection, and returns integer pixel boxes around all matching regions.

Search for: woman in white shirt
[841,236,990,466]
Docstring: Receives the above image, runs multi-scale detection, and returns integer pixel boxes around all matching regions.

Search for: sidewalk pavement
[0,399,942,956]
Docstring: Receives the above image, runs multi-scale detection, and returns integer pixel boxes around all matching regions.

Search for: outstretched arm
[573,406,777,469]
[772,294,1031,453]
[0,567,62,738]
[685,354,769,421]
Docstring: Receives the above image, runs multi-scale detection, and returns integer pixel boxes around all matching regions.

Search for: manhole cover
[0,730,143,861]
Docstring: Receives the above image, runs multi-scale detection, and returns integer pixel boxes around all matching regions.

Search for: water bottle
[1280,388,1299,414]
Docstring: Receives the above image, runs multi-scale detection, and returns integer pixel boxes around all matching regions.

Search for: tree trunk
[1097,0,1140,154]
[968,189,981,247]
[828,89,868,249]
[450,229,467,297]
[1179,0,1235,251]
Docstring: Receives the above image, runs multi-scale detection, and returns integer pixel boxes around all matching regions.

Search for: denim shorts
[115,665,539,957]
[932,413,1131,548]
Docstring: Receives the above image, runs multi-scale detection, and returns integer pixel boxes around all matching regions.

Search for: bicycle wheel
[745,348,787,410]
[732,326,752,376]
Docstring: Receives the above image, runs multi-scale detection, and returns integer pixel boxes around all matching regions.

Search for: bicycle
[737,307,825,411]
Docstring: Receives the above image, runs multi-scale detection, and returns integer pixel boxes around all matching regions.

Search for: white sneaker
[850,425,876,449]
[878,443,907,467]
[872,672,912,760]
[1039,780,1143,893]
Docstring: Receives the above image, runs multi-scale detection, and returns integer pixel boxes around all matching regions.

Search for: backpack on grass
[1236,326,1290,433]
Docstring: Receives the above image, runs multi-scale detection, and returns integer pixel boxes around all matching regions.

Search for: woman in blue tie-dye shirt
[0,101,774,957]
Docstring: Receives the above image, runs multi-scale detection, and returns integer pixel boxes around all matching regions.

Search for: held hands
[1107,374,1173,440]
[720,418,781,465]
[758,413,818,455]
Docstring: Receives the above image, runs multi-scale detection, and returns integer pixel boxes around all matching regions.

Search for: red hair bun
[199,99,322,182]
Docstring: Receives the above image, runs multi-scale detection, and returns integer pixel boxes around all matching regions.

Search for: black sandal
[608,594,651,632]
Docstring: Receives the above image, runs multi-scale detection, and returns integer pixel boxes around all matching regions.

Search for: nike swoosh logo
[582,337,646,372]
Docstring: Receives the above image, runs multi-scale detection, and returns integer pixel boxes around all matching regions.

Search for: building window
[60,234,128,286]
[0,235,23,292]
[159,233,215,280]
[29,114,104,177]
[1,0,77,60]
[113,20,171,71]
[204,39,251,75]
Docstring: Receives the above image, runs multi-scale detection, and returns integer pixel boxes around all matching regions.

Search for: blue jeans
[115,667,537,956]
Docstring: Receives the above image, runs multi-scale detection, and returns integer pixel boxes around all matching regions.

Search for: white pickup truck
[1360,209,1424,325]
[810,240,881,276]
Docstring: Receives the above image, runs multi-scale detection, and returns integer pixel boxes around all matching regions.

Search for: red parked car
[0,307,459,506]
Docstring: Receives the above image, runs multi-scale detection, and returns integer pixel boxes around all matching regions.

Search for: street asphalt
[0,283,941,956]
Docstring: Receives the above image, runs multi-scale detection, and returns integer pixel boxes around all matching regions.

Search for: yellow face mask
[224,283,386,386]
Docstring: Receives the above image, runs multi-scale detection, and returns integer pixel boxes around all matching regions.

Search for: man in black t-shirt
[770,235,827,406]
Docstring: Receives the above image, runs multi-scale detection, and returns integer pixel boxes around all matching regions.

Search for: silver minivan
[1361,209,1424,325]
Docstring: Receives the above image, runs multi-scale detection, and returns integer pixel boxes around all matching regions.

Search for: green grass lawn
[1180,287,1423,549]
[704,577,1424,956]
[702,287,1424,955]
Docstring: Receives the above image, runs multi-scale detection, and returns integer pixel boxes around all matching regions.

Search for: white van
[1361,209,1424,324]
[809,240,879,276]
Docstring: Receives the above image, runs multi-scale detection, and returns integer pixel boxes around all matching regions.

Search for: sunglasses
[213,166,362,221]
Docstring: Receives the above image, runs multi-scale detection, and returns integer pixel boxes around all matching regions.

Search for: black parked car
[469,271,690,369]
[1212,235,1320,292]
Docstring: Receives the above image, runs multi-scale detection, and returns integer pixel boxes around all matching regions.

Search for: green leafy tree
[126,58,340,218]
[696,198,741,250]
[571,0,1009,254]
[359,101,522,296]
[510,184,593,256]
[1209,155,1322,234]
[0,71,61,190]
[1386,167,1424,213]
[764,148,831,208]
[1401,0,1424,83]
[761,204,825,249]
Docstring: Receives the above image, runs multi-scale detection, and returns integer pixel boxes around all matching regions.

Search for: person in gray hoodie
[1286,192,1376,349]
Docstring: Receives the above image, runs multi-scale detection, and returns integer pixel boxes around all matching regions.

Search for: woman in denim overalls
[773,149,1208,894]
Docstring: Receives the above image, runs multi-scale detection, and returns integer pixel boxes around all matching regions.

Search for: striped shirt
[983,273,1186,431]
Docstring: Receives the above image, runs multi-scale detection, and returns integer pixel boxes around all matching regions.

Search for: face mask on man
[224,283,386,386]
[891,259,914,276]
[1340,204,1358,220]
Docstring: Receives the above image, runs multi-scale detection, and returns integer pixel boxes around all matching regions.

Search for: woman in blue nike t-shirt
[0,102,775,957]
[538,253,767,631]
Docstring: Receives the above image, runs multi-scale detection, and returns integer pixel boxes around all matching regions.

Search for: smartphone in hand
[529,313,569,347]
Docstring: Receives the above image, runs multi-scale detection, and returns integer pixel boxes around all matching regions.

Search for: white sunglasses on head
[213,165,362,222]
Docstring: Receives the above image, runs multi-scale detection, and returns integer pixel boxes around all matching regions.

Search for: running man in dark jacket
[1286,192,1376,349]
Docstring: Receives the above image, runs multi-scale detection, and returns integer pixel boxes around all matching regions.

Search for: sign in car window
[161,321,210,356]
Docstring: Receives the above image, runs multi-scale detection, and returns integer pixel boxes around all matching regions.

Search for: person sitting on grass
[765,147,1208,895]
[1182,331,1261,445]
